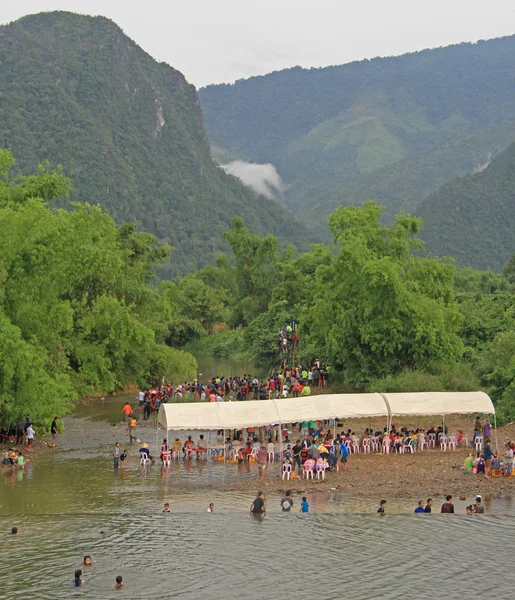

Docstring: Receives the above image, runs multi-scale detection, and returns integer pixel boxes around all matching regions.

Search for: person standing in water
[250,492,266,517]
[115,576,124,588]
[50,417,58,448]
[377,500,387,513]
[300,496,309,513]
[128,417,137,444]
[281,490,294,512]
[74,570,84,586]
[113,443,120,470]
[207,503,215,512]
[121,402,133,423]
[474,496,485,514]
[441,495,455,513]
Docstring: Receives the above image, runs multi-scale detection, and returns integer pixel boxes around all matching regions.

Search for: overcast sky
[3,0,515,88]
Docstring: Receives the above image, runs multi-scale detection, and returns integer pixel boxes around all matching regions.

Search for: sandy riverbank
[216,422,515,501]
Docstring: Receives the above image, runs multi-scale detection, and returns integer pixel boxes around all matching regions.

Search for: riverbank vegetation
[0,150,196,427]
[179,205,515,422]
[3,148,515,427]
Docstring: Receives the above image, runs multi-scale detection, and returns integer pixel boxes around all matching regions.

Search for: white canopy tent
[157,391,494,431]
[384,391,494,417]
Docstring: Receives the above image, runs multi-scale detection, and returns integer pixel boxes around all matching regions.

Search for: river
[1,395,515,599]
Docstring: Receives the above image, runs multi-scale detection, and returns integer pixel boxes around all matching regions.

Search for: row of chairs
[282,460,327,481]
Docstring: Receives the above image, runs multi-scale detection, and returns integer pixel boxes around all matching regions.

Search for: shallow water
[1,396,515,599]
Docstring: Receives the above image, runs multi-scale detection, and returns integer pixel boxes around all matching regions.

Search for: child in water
[300,496,309,512]
[74,569,84,586]
[82,556,92,567]
[115,575,123,588]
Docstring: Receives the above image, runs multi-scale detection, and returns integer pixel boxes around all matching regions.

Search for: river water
[1,396,515,599]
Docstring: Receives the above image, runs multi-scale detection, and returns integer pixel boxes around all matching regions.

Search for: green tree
[305,202,463,385]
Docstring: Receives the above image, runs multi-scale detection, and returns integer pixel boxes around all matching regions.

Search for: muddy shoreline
[215,445,514,501]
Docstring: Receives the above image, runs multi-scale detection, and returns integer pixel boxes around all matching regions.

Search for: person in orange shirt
[121,402,133,422]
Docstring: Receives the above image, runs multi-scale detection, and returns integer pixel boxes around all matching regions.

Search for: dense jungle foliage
[180,204,515,423]
[0,11,312,278]
[200,36,515,268]
[3,147,515,425]
[0,149,196,428]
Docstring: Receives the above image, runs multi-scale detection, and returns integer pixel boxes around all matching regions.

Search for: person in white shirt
[207,503,215,512]
[26,424,35,448]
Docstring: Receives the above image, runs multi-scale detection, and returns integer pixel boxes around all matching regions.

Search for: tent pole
[493,412,499,452]
[278,424,283,472]
[223,428,226,464]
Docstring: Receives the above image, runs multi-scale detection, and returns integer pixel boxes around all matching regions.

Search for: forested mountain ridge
[0,11,312,276]
[418,141,515,270]
[200,35,515,263]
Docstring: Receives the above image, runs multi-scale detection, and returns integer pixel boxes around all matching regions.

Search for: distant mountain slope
[0,12,312,276]
[301,121,515,238]
[417,141,515,270]
[200,36,515,251]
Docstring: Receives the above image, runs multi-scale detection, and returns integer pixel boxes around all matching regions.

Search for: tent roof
[385,391,495,417]
[157,393,387,431]
[157,391,494,431]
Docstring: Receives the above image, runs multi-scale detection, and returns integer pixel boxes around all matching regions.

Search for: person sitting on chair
[139,443,155,464]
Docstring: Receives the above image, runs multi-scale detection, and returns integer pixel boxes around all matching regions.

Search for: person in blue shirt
[300,496,309,512]
[484,438,494,479]
[414,500,426,513]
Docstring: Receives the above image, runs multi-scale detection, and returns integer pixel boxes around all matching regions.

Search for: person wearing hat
[139,443,155,464]
[474,496,485,514]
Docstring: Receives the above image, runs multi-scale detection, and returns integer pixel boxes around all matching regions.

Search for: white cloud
[221,160,283,199]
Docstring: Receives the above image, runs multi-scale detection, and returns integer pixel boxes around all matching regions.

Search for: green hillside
[417,141,515,270]
[200,36,515,254]
[302,121,515,238]
[0,12,311,276]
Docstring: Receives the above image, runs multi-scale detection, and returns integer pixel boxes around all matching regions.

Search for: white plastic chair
[418,438,428,451]
[139,451,149,466]
[404,441,415,454]
[440,436,448,451]
[162,451,171,467]
[474,436,483,452]
[247,447,259,462]
[448,436,457,451]
[316,460,326,480]
[267,443,275,462]
[362,438,371,454]
[382,438,390,454]
[282,463,292,480]
[428,433,436,448]
[370,436,380,452]
[302,460,315,479]
[352,440,360,454]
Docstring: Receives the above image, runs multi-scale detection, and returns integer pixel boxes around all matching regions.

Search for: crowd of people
[135,362,331,414]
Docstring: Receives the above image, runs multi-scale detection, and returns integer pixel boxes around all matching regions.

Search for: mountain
[0,12,312,276]
[417,141,515,271]
[200,36,515,245]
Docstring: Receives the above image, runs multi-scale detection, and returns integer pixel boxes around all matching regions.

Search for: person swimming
[74,569,83,586]
[83,555,92,567]
[115,575,123,588]
[11,527,20,535]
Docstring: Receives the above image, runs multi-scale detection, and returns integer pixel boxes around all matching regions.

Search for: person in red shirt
[184,435,195,458]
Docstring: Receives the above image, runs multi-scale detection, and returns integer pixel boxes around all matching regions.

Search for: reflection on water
[2,394,515,599]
